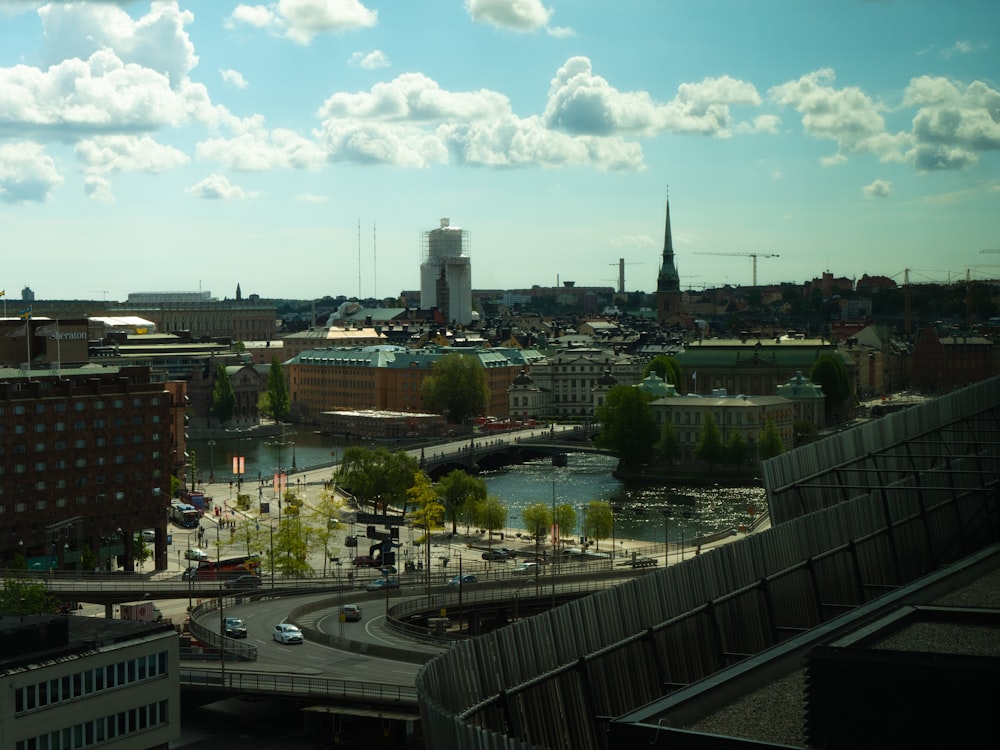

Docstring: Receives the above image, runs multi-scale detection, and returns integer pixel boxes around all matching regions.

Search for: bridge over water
[418,425,615,478]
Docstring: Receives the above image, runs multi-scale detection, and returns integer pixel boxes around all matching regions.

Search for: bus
[170,502,200,528]
[185,554,262,581]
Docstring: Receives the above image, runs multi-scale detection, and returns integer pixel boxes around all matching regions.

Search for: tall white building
[420,218,472,326]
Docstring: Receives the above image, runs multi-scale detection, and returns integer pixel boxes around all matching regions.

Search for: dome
[512,368,533,386]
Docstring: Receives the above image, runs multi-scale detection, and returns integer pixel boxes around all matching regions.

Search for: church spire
[656,191,680,293]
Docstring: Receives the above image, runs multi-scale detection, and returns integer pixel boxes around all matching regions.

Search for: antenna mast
[357,218,362,298]
[373,221,377,302]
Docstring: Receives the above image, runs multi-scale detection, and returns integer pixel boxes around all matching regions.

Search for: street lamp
[207,440,216,483]
[662,507,671,566]
[216,522,226,686]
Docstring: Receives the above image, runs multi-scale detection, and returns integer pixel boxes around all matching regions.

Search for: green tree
[262,356,290,421]
[133,534,152,571]
[654,419,682,466]
[308,487,344,576]
[407,472,445,594]
[554,504,577,546]
[421,353,489,425]
[270,514,313,577]
[694,413,725,468]
[810,353,851,422]
[211,363,236,426]
[792,419,819,447]
[643,355,682,388]
[724,430,749,466]
[521,502,553,562]
[476,495,508,550]
[80,544,97,572]
[437,469,488,534]
[581,501,613,551]
[0,576,56,619]
[758,418,785,460]
[336,446,420,514]
[595,385,658,469]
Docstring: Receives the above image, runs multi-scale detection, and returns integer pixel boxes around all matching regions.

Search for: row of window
[0,484,161,511]
[1,452,162,474]
[15,699,169,750]
[15,651,168,714]
[0,397,161,417]
[1,420,160,438]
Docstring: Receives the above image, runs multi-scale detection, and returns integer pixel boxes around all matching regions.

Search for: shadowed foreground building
[0,615,180,750]
[415,376,1000,749]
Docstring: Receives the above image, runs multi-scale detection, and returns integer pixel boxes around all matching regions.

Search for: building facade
[0,366,182,572]
[1,616,180,750]
[286,346,541,423]
[526,348,644,418]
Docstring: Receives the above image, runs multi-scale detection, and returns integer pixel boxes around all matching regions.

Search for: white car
[512,562,540,576]
[273,623,304,644]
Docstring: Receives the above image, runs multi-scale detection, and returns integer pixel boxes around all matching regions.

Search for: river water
[188,428,766,546]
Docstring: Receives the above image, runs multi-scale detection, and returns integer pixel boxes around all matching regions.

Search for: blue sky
[1,0,998,303]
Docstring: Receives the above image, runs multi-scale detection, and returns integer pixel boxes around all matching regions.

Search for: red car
[352,555,376,567]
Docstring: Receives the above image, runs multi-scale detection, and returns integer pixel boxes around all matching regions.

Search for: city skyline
[1,1,999,301]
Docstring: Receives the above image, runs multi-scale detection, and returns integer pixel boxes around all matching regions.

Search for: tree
[133,534,152,571]
[421,353,489,424]
[643,355,682,389]
[211,363,236,426]
[407,472,445,594]
[308,487,344,576]
[594,385,658,469]
[758,418,785,460]
[476,496,508,549]
[262,356,290,421]
[792,419,819,447]
[581,501,613,551]
[810,353,851,422]
[554,504,577,546]
[694,413,725,468]
[336,446,420,514]
[0,576,56,619]
[654,419,682,467]
[270,515,313,577]
[437,469,488,534]
[521,502,552,563]
[724,430,749,466]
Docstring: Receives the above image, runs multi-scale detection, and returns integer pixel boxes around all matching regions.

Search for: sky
[1,0,999,304]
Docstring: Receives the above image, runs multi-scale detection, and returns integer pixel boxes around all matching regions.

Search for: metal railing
[179,667,418,706]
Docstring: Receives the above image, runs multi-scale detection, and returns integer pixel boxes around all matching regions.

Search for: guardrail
[179,667,418,706]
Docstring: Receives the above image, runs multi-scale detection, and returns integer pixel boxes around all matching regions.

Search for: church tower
[656,194,682,326]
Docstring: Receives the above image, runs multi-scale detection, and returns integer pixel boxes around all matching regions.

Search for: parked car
[366,577,400,592]
[224,617,247,638]
[352,555,376,567]
[447,574,478,588]
[340,604,362,622]
[141,529,156,542]
[273,623,304,644]
[224,574,262,590]
[379,565,398,575]
[181,566,198,581]
[184,548,209,561]
[481,550,509,562]
[512,562,540,576]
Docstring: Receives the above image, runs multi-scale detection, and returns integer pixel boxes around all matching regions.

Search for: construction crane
[981,249,1000,254]
[608,258,644,294]
[693,252,780,286]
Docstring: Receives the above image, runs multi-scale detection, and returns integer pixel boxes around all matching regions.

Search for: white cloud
[75,135,190,175]
[221,68,249,89]
[769,68,903,163]
[770,68,1000,173]
[0,142,64,203]
[185,174,252,200]
[38,1,198,86]
[83,174,115,203]
[546,25,575,39]
[228,0,377,45]
[314,65,646,170]
[863,179,893,198]
[941,40,987,59]
[348,50,390,70]
[903,76,1000,171]
[318,72,511,121]
[466,0,553,32]
[543,57,762,137]
[197,128,327,171]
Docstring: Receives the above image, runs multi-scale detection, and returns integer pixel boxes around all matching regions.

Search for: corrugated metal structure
[415,377,1000,749]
